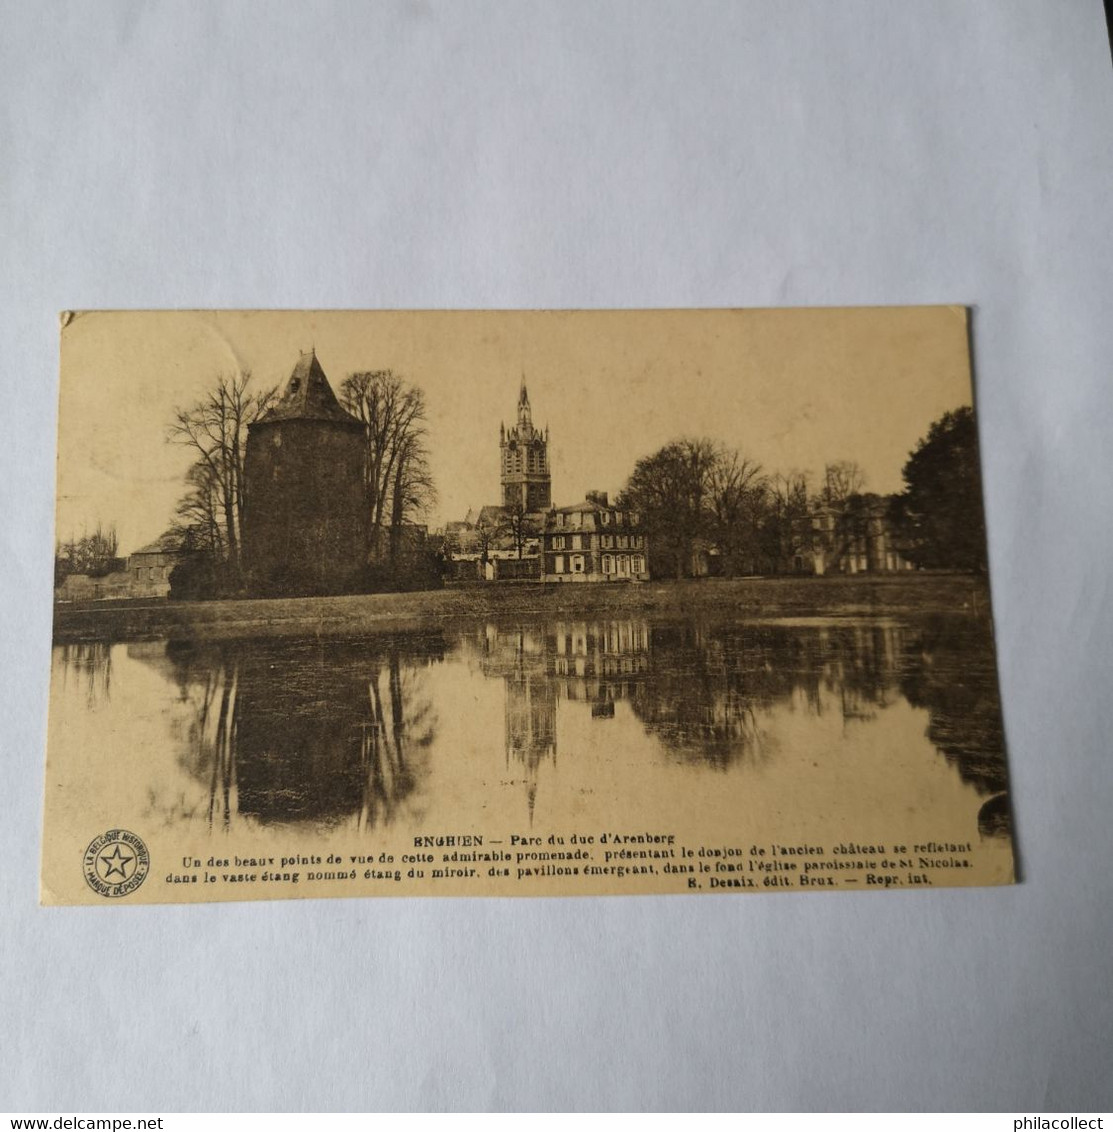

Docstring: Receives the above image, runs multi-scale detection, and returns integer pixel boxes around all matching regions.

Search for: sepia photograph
[44,307,1014,903]
[8,0,1113,1115]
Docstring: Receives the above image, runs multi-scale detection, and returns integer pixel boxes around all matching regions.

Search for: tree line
[54,524,121,589]
[616,407,987,578]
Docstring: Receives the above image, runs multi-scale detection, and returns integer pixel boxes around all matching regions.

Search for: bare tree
[619,437,720,578]
[170,460,227,556]
[388,432,437,565]
[339,371,436,562]
[55,522,120,586]
[167,371,276,573]
[760,471,812,571]
[706,450,766,576]
[473,517,496,567]
[821,460,866,508]
[494,498,533,560]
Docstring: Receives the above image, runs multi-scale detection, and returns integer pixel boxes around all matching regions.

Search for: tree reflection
[629,621,908,766]
[469,613,1008,802]
[145,634,442,830]
[55,641,113,708]
[358,648,439,831]
[900,616,1009,813]
[467,618,947,773]
[99,608,1010,837]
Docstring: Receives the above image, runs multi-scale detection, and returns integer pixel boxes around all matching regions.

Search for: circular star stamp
[83,829,150,898]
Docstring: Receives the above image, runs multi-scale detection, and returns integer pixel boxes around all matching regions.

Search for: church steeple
[501,378,551,513]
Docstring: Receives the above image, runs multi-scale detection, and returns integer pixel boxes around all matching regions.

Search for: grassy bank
[52,574,993,643]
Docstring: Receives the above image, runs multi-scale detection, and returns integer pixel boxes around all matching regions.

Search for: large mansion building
[541,492,649,583]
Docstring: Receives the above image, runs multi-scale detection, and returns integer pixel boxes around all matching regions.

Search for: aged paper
[43,308,1014,904]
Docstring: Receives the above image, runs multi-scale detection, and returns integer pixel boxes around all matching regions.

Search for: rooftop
[259,350,360,425]
[130,532,189,556]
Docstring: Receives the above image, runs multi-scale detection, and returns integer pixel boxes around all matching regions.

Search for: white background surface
[2,0,1112,1112]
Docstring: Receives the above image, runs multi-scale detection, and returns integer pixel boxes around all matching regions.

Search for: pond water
[49,613,1012,877]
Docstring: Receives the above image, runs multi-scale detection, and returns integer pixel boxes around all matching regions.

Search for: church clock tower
[500,380,551,512]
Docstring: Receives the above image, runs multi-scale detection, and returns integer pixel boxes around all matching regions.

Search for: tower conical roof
[263,350,359,424]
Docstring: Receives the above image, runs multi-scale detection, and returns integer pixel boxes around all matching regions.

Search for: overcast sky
[56,307,974,555]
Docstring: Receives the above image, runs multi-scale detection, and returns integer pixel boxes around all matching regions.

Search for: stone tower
[242,351,369,596]
[500,379,551,512]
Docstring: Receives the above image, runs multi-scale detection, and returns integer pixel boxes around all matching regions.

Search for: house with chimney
[541,492,649,583]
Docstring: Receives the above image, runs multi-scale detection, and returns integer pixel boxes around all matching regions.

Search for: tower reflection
[478,624,556,821]
[132,634,443,831]
[475,618,652,818]
[108,609,1008,837]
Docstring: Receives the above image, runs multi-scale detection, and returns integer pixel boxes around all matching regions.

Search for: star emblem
[84,830,150,898]
[99,844,134,880]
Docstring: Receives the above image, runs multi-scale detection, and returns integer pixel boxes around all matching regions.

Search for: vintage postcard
[43,308,1014,904]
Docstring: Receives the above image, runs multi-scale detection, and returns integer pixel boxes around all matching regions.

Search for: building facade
[541,492,650,583]
[55,534,201,601]
[500,381,551,512]
[127,534,197,597]
[55,570,132,602]
[242,351,369,596]
[546,618,651,717]
[790,496,914,575]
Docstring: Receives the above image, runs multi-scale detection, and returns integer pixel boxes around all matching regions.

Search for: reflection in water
[55,641,113,708]
[474,619,914,769]
[898,616,1010,838]
[129,635,443,831]
[464,615,1008,833]
[631,621,907,765]
[900,617,1007,794]
[57,611,1009,839]
[475,620,652,818]
[476,625,555,821]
